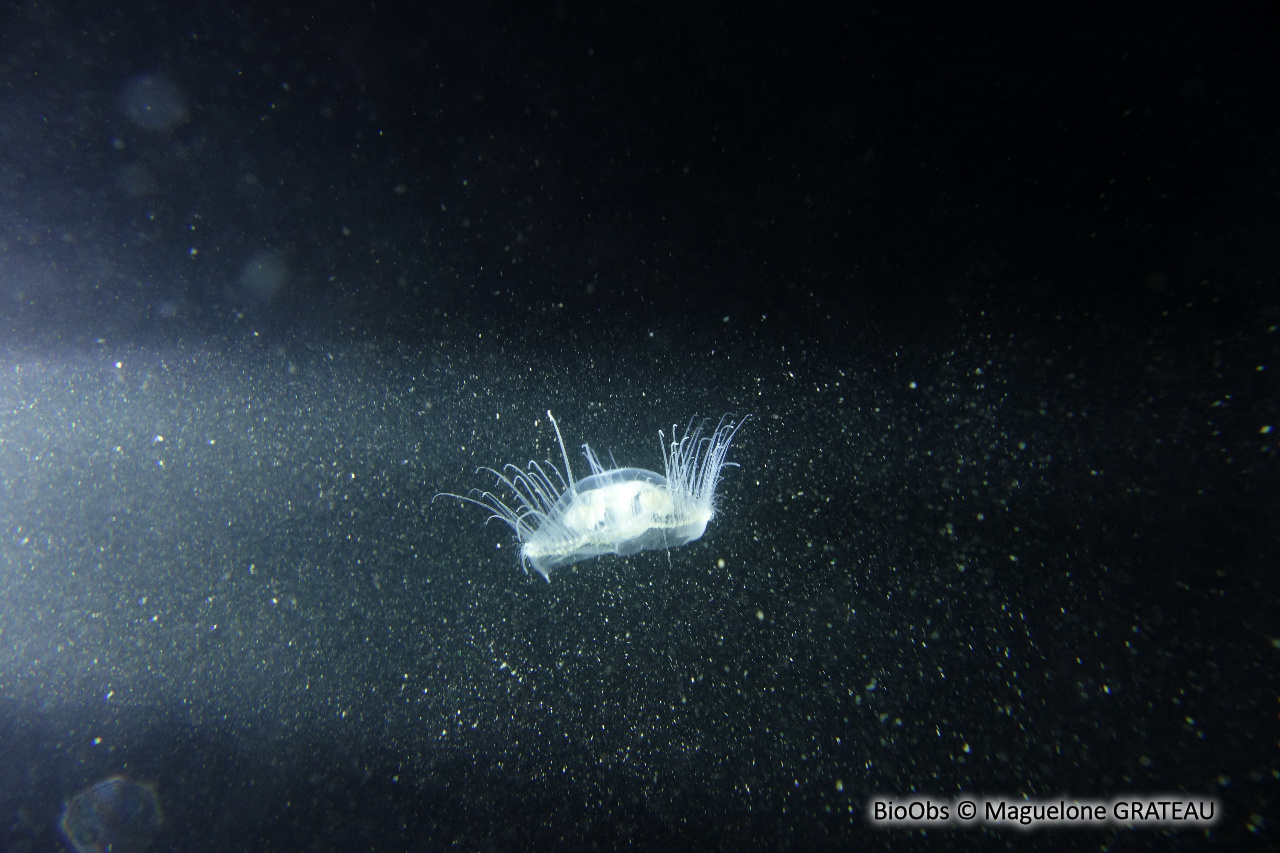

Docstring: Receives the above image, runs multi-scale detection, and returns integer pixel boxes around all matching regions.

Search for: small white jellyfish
[437,411,749,581]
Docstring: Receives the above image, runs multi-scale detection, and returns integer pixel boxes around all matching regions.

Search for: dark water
[2,309,1273,849]
[0,1,1275,850]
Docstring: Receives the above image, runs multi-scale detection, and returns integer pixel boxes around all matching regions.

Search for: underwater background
[1,1,1275,850]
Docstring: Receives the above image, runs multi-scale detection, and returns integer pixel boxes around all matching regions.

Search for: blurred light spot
[238,249,288,305]
[120,74,189,131]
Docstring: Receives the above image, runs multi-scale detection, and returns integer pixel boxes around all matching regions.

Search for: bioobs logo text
[869,798,952,825]
[866,795,1220,830]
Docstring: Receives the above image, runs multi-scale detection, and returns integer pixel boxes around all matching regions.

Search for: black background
[1,2,1276,851]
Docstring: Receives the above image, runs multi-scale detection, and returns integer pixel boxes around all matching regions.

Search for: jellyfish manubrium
[438,411,748,581]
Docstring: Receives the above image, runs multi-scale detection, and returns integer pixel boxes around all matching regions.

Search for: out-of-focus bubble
[59,776,163,853]
[116,163,157,197]
[239,249,289,305]
[119,74,189,131]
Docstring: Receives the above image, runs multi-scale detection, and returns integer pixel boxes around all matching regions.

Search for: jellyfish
[438,411,748,580]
